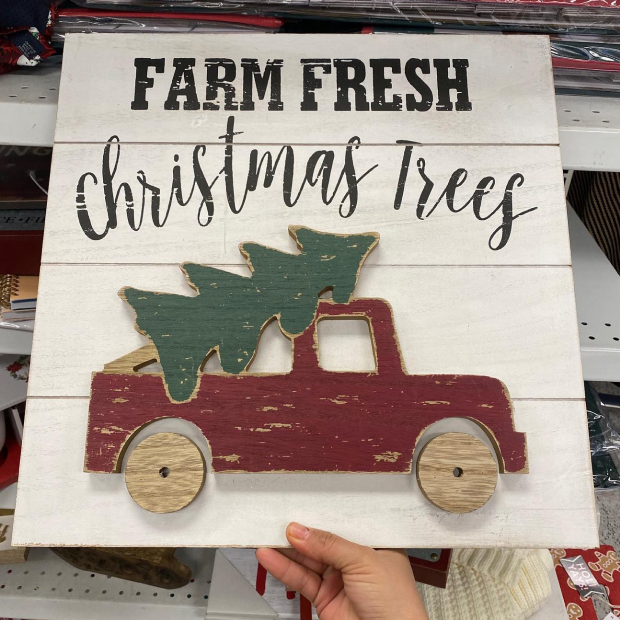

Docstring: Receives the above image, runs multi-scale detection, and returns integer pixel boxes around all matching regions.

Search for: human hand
[256,522,429,620]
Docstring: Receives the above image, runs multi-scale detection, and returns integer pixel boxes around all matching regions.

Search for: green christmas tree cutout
[121,226,379,403]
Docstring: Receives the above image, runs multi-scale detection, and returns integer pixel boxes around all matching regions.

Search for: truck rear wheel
[125,433,206,513]
[416,432,498,513]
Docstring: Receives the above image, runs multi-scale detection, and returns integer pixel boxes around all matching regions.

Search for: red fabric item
[551,546,620,619]
[0,40,24,75]
[0,1,56,75]
[553,58,620,72]
[0,230,43,276]
[300,595,312,620]
[0,32,54,74]
[0,424,21,493]
[255,563,267,596]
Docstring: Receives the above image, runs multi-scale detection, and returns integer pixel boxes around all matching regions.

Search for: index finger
[256,548,322,602]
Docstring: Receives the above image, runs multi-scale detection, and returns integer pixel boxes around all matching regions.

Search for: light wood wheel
[125,433,206,514]
[416,432,498,513]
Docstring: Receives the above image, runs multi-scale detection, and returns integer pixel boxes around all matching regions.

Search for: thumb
[286,522,373,573]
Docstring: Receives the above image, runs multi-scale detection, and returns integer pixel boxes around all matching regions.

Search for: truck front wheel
[416,432,498,513]
[125,432,206,513]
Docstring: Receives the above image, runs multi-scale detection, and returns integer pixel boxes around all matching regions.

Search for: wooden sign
[14,33,596,548]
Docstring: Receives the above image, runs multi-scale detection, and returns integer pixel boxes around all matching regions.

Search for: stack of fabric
[69,0,620,34]
[417,549,553,620]
[550,35,620,96]
[67,0,620,35]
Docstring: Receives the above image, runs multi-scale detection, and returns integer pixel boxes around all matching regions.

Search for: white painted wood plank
[27,264,583,400]
[41,144,570,266]
[55,34,558,146]
[13,397,596,548]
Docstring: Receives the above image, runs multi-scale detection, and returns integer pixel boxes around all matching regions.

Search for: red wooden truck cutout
[85,297,527,515]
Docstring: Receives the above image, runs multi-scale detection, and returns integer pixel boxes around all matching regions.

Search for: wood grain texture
[28,264,584,400]
[85,298,527,477]
[56,34,558,145]
[104,343,159,374]
[41,144,570,266]
[125,433,206,513]
[13,398,597,548]
[416,433,498,513]
[52,547,191,589]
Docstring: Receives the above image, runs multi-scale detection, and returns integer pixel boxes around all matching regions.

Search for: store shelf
[0,59,619,171]
[0,547,215,620]
[0,57,60,148]
[0,483,223,620]
[0,326,34,355]
[558,94,620,172]
[1,481,218,620]
[569,206,620,382]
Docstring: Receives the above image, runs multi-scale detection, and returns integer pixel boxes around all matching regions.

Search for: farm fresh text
[131,57,472,113]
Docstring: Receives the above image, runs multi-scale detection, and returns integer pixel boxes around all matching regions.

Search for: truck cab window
[317,318,376,372]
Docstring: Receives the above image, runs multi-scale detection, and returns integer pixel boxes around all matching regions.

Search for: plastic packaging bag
[52,8,282,43]
[586,383,620,491]
[71,0,620,35]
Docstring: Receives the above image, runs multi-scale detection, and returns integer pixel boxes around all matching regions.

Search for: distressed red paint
[85,299,527,475]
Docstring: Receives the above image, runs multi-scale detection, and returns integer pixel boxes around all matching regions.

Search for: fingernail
[287,522,310,540]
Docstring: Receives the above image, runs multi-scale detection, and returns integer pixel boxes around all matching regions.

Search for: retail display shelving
[0,485,216,620]
[558,95,620,173]
[0,58,60,148]
[0,547,215,620]
[569,207,620,382]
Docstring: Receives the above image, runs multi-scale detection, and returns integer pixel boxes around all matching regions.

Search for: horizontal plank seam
[581,346,620,352]
[40,263,573,268]
[13,539,599,549]
[27,395,586,401]
[54,141,561,147]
